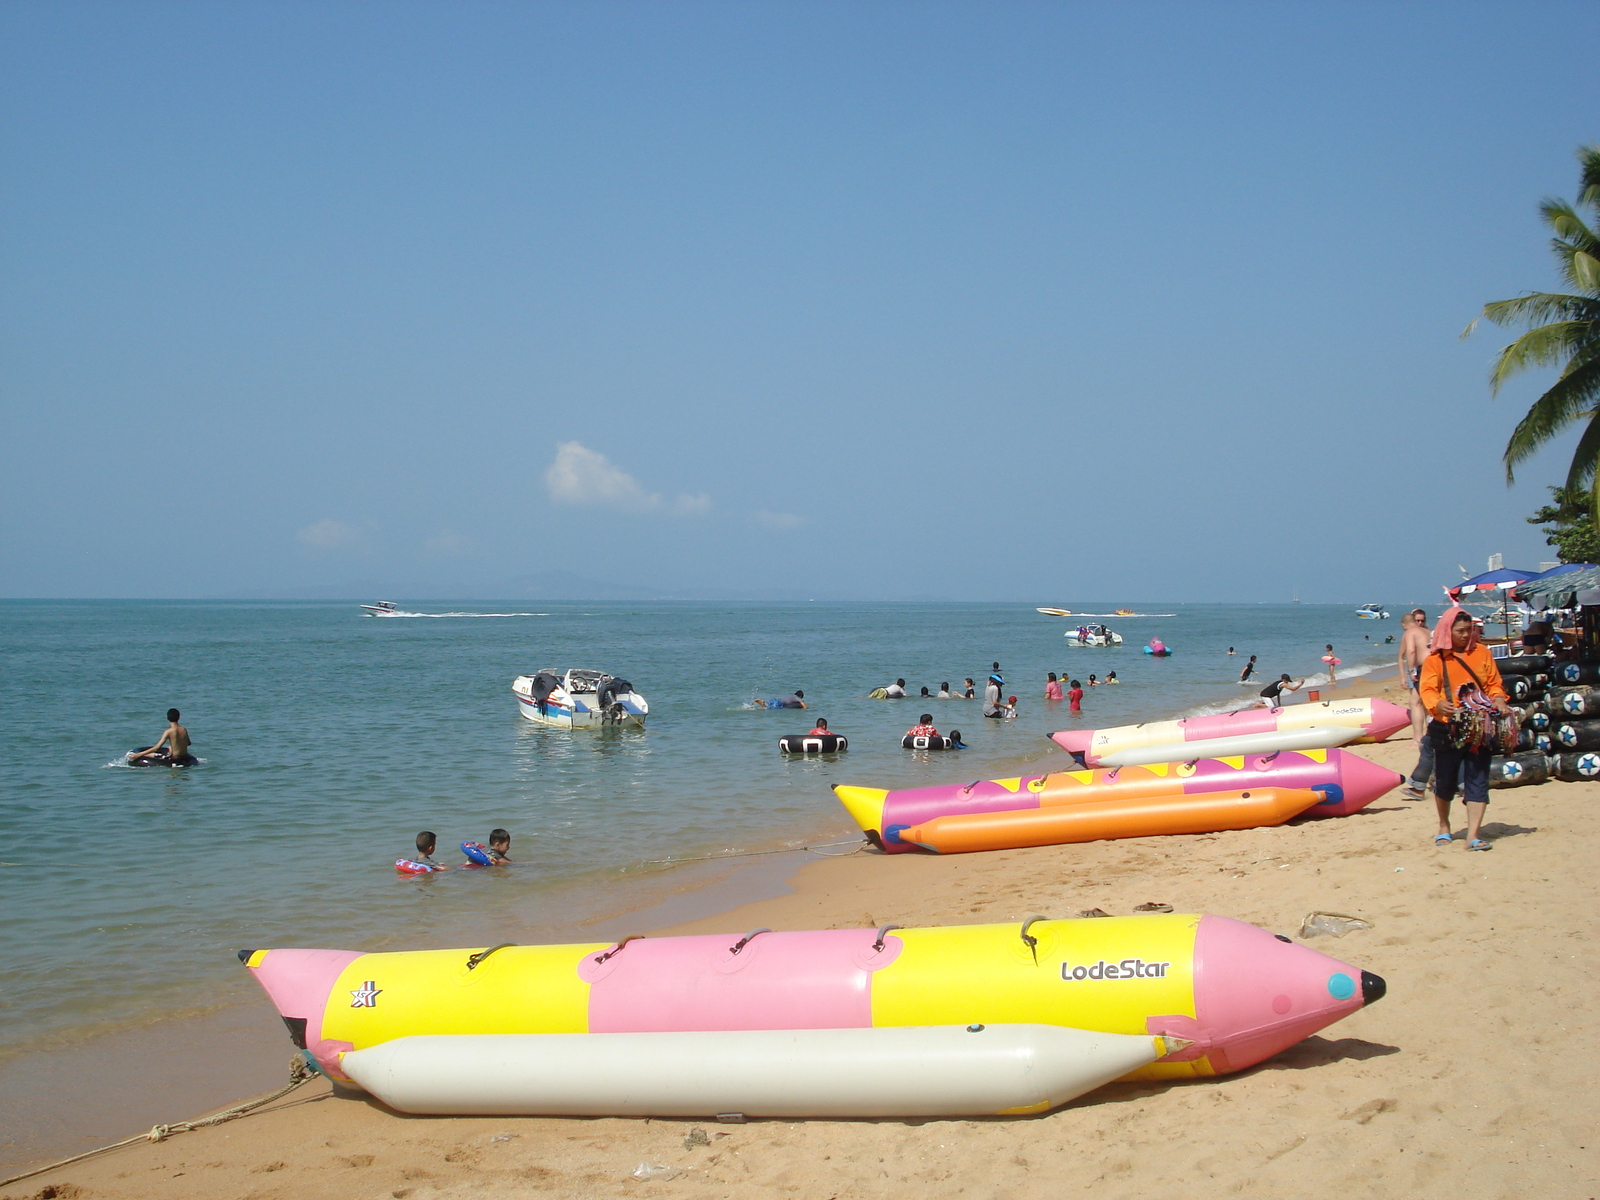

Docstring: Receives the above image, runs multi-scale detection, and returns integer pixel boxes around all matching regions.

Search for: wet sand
[7,675,1597,1200]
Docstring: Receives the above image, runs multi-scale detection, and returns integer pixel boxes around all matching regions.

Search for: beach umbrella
[1447,567,1536,636]
[1448,567,1536,597]
[1518,564,1600,609]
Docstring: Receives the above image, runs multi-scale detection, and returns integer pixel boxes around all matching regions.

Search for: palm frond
[1562,413,1600,494]
[1480,291,1600,330]
[1504,356,1600,481]
[1488,321,1599,390]
[1578,144,1600,212]
[1542,198,1600,256]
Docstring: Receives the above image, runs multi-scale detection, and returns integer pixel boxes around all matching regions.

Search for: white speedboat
[1355,604,1389,620]
[1065,623,1124,647]
[361,601,400,617]
[512,669,648,728]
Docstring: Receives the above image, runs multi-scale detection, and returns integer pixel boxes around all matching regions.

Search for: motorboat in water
[361,601,401,617]
[1355,604,1389,620]
[511,669,648,728]
[1066,623,1123,647]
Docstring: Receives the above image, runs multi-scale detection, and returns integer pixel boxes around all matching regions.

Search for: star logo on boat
[1579,753,1600,776]
[350,980,381,1008]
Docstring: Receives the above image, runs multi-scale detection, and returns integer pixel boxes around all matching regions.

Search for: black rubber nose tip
[237,949,255,965]
[1360,970,1386,1005]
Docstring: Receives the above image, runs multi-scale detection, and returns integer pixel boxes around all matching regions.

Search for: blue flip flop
[1467,838,1493,851]
[1433,833,1453,846]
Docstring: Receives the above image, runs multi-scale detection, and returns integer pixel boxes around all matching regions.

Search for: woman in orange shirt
[1417,606,1512,851]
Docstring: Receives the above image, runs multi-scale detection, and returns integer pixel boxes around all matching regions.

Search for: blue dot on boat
[1327,972,1356,1000]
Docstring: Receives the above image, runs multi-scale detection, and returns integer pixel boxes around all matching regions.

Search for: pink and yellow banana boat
[1052,697,1410,766]
[835,747,1401,852]
[240,913,1384,1086]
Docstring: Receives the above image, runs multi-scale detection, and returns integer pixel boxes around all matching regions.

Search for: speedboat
[361,601,400,617]
[511,669,648,728]
[1066,623,1123,647]
[1355,604,1389,620]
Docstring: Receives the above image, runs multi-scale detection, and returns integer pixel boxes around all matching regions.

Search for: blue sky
[3,1,1598,601]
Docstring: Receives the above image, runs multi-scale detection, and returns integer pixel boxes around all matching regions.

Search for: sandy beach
[7,675,1597,1200]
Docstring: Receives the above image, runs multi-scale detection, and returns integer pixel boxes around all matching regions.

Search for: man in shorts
[1399,608,1433,800]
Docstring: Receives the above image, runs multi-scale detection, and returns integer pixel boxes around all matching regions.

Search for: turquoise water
[0,600,1398,1054]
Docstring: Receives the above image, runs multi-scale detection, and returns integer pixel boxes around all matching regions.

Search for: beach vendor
[1399,609,1434,800]
[1419,607,1513,851]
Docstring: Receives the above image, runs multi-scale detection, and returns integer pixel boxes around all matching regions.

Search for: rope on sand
[0,1054,318,1189]
[640,836,868,866]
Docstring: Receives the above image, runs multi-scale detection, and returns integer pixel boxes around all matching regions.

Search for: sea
[0,599,1401,1060]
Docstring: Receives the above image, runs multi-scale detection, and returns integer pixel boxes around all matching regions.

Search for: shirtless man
[131,708,193,765]
[1398,609,1433,800]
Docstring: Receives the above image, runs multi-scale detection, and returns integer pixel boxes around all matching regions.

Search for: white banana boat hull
[1094,726,1359,768]
[338,1024,1167,1118]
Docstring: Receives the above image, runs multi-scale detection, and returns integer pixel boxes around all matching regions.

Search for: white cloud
[753,510,804,529]
[544,442,710,517]
[297,519,364,550]
[672,493,713,516]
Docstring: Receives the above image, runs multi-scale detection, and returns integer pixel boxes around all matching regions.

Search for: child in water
[485,828,511,864]
[1068,680,1084,713]
[412,831,450,871]
[1106,671,1119,684]
[1046,672,1063,701]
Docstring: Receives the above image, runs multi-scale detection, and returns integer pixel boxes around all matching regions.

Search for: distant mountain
[219,570,829,602]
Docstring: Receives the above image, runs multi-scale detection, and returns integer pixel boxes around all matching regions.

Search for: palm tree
[1468,145,1600,527]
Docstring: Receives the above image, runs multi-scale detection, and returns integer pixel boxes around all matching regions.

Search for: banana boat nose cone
[1361,970,1386,1005]
[1366,699,1412,741]
[1051,731,1091,755]
[832,785,888,837]
[1339,752,1406,811]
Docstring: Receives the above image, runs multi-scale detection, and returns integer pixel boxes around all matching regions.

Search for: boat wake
[1067,612,1178,618]
[382,611,549,619]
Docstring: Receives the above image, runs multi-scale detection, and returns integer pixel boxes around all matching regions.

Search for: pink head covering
[1431,605,1479,652]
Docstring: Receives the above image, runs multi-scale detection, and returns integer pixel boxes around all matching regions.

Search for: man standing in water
[131,708,193,765]
[1399,608,1433,800]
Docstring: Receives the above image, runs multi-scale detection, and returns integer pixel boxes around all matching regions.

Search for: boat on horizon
[360,601,400,617]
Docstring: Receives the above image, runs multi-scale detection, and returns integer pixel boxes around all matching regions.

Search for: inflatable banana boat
[1094,726,1360,767]
[240,914,1382,1097]
[894,787,1320,853]
[337,1024,1176,1117]
[834,747,1401,852]
[1052,698,1410,766]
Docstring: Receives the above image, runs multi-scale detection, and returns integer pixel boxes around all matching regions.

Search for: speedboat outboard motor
[529,672,561,715]
[597,677,635,723]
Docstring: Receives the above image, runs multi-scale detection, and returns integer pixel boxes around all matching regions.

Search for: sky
[3,1,1599,602]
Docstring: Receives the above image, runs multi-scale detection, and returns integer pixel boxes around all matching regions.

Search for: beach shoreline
[4,672,1437,1180]
[8,675,1594,1197]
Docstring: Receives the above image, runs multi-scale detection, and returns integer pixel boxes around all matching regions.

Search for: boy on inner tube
[130,708,197,766]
